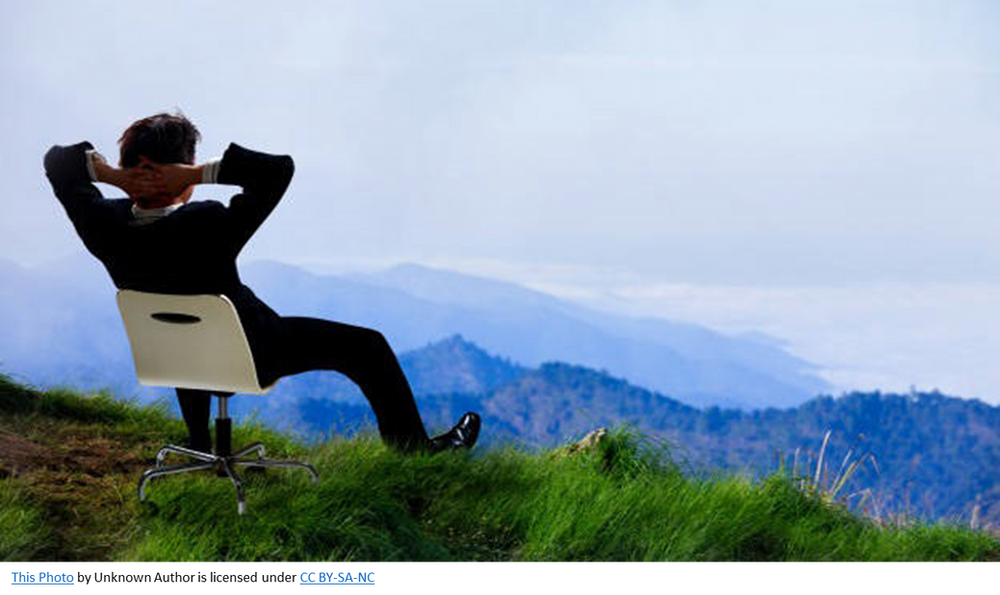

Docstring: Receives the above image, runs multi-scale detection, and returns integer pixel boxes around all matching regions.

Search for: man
[44,112,480,454]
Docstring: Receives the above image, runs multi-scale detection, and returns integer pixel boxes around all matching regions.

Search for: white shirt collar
[130,202,184,226]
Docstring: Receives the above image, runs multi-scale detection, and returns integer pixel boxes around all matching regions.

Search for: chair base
[137,441,320,515]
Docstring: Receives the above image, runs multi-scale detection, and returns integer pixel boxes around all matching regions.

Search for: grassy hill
[1,374,997,561]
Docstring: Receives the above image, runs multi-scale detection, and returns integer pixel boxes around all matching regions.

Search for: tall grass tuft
[790,429,880,511]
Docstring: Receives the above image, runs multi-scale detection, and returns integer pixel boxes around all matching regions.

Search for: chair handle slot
[150,312,202,324]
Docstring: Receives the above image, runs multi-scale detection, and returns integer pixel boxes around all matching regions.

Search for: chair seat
[116,290,270,394]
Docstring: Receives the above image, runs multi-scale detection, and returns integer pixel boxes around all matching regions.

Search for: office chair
[116,289,319,515]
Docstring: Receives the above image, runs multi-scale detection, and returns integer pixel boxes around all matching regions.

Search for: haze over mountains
[0,254,828,410]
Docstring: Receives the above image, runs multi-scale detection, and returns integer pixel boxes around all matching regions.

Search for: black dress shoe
[429,412,481,453]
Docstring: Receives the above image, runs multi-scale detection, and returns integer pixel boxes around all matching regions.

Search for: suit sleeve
[43,142,111,253]
[216,142,295,251]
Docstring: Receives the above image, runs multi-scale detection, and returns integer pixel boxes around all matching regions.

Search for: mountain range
[0,254,827,410]
[3,255,995,525]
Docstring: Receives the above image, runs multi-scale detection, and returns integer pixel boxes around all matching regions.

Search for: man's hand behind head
[127,157,203,207]
[119,166,164,201]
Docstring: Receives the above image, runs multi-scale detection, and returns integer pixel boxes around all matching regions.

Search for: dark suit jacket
[43,141,295,387]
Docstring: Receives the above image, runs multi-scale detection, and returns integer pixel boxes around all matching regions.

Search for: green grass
[1,375,997,561]
[0,481,52,560]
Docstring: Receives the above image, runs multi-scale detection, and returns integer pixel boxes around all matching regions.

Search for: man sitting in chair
[44,112,480,454]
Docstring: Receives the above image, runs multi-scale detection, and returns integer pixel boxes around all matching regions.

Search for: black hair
[118,111,201,167]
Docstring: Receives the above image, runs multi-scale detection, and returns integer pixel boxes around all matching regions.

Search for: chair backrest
[116,290,271,395]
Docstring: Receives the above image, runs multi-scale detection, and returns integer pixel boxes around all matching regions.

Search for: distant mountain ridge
[0,254,829,409]
[350,262,830,408]
[399,334,526,395]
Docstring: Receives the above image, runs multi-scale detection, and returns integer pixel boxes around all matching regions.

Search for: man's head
[119,112,200,208]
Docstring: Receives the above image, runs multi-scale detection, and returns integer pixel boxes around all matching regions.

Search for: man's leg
[273,317,430,452]
[176,388,212,451]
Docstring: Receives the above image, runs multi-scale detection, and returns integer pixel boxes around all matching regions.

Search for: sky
[2,1,999,402]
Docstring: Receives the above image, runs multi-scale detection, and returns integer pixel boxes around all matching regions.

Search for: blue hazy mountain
[0,254,829,410]
[354,263,828,406]
[243,260,829,409]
